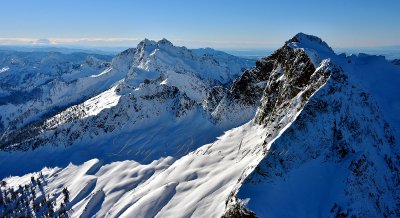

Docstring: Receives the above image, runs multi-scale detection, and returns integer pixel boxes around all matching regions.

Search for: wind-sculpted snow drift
[1,34,399,218]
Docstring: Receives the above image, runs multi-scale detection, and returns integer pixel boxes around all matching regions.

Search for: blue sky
[0,0,399,49]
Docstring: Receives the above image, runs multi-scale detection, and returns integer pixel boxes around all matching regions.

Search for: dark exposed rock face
[222,201,257,218]
[254,45,329,126]
[209,33,334,127]
[203,86,227,113]
[230,59,273,105]
[204,51,276,125]
[211,38,332,129]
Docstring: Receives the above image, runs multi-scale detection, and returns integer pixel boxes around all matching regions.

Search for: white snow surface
[3,122,267,217]
[0,66,9,73]
[83,86,121,117]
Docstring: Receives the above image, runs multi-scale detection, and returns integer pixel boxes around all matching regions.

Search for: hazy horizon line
[1,37,400,51]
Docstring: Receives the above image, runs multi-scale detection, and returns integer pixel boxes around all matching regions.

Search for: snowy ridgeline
[0,42,254,138]
[1,34,400,217]
[0,38,257,177]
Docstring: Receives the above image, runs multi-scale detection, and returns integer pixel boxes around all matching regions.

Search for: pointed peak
[136,38,176,51]
[289,33,323,43]
[137,38,157,48]
[286,33,334,54]
[157,38,174,47]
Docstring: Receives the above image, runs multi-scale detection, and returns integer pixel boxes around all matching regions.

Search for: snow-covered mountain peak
[284,33,335,67]
[135,38,187,57]
[157,38,174,47]
[135,38,175,55]
[120,38,255,84]
[219,34,400,217]
[287,32,334,54]
[137,38,157,47]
